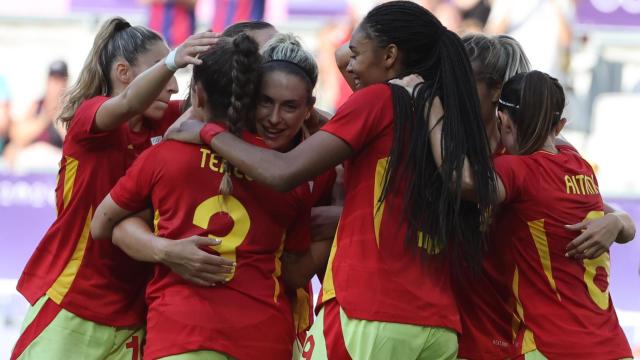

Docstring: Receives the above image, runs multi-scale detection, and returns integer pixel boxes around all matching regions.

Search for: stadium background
[0,0,638,357]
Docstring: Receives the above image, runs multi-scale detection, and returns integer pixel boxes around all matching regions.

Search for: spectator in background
[0,75,10,156]
[5,60,68,171]
[142,0,196,48]
[211,0,266,32]
[485,0,574,79]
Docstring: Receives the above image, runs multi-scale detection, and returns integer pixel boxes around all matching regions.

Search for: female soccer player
[11,18,216,360]
[168,2,497,358]
[431,70,633,359]
[91,33,325,360]
[452,34,636,360]
[106,32,335,357]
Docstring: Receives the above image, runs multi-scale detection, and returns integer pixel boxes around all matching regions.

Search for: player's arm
[425,95,506,204]
[113,214,235,286]
[311,205,341,242]
[91,194,136,240]
[166,120,352,192]
[565,203,636,259]
[282,239,333,289]
[94,32,217,132]
[335,43,357,91]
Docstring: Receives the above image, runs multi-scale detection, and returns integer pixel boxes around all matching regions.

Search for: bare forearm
[112,216,168,262]
[335,43,356,91]
[604,203,636,244]
[118,63,175,118]
[209,131,350,192]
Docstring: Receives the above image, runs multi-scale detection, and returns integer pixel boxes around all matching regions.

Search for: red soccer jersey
[109,135,312,360]
[456,150,521,360]
[17,96,181,327]
[317,84,460,331]
[454,222,521,359]
[493,146,632,359]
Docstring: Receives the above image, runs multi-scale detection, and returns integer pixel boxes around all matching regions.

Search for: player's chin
[144,101,169,120]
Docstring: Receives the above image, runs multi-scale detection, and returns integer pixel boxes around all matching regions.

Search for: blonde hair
[58,17,163,129]
[262,33,318,87]
[462,33,531,88]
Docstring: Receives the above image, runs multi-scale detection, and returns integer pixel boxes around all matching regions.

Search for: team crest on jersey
[150,136,163,145]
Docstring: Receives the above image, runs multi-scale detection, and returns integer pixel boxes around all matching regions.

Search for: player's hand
[565,213,623,259]
[165,119,205,144]
[311,206,342,242]
[388,74,424,96]
[173,31,219,68]
[159,235,235,286]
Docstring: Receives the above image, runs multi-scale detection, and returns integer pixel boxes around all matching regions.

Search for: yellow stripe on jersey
[47,207,92,304]
[293,288,311,333]
[153,209,160,235]
[272,234,285,304]
[512,266,537,354]
[62,156,79,210]
[321,220,340,303]
[373,158,389,248]
[527,219,561,301]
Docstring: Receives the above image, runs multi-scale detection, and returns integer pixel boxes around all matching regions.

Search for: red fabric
[16,97,180,327]
[323,300,352,360]
[110,134,312,360]
[318,84,460,332]
[454,224,520,359]
[10,299,62,360]
[199,122,226,145]
[491,146,631,359]
[456,150,520,359]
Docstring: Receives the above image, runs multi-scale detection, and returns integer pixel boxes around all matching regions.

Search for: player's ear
[554,117,567,136]
[193,82,207,111]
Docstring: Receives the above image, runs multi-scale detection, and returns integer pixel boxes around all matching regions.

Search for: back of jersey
[493,146,632,359]
[110,136,311,360]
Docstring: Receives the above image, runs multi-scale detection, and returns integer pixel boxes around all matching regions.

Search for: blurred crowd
[1,0,635,173]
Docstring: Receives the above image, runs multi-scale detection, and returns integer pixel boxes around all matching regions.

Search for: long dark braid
[220,33,262,194]
[363,1,497,266]
[192,33,261,195]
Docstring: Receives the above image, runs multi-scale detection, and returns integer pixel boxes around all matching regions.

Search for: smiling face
[255,70,313,151]
[129,40,179,120]
[346,27,393,89]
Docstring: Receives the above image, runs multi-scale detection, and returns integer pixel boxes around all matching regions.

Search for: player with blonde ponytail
[11,17,216,360]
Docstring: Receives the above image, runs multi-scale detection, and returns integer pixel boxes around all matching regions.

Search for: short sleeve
[67,96,121,145]
[110,147,159,212]
[493,155,527,204]
[320,84,393,153]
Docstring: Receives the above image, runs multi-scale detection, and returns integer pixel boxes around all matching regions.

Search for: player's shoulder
[355,83,392,101]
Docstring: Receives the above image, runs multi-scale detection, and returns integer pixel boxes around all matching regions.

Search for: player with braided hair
[168,2,498,358]
[91,33,315,360]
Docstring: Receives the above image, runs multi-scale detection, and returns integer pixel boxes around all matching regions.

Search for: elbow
[90,219,108,241]
[265,171,297,192]
[90,207,114,241]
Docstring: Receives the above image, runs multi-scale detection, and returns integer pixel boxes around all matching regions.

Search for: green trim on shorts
[16,296,143,360]
[159,350,235,360]
[301,303,458,360]
[524,349,548,360]
[19,296,48,333]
